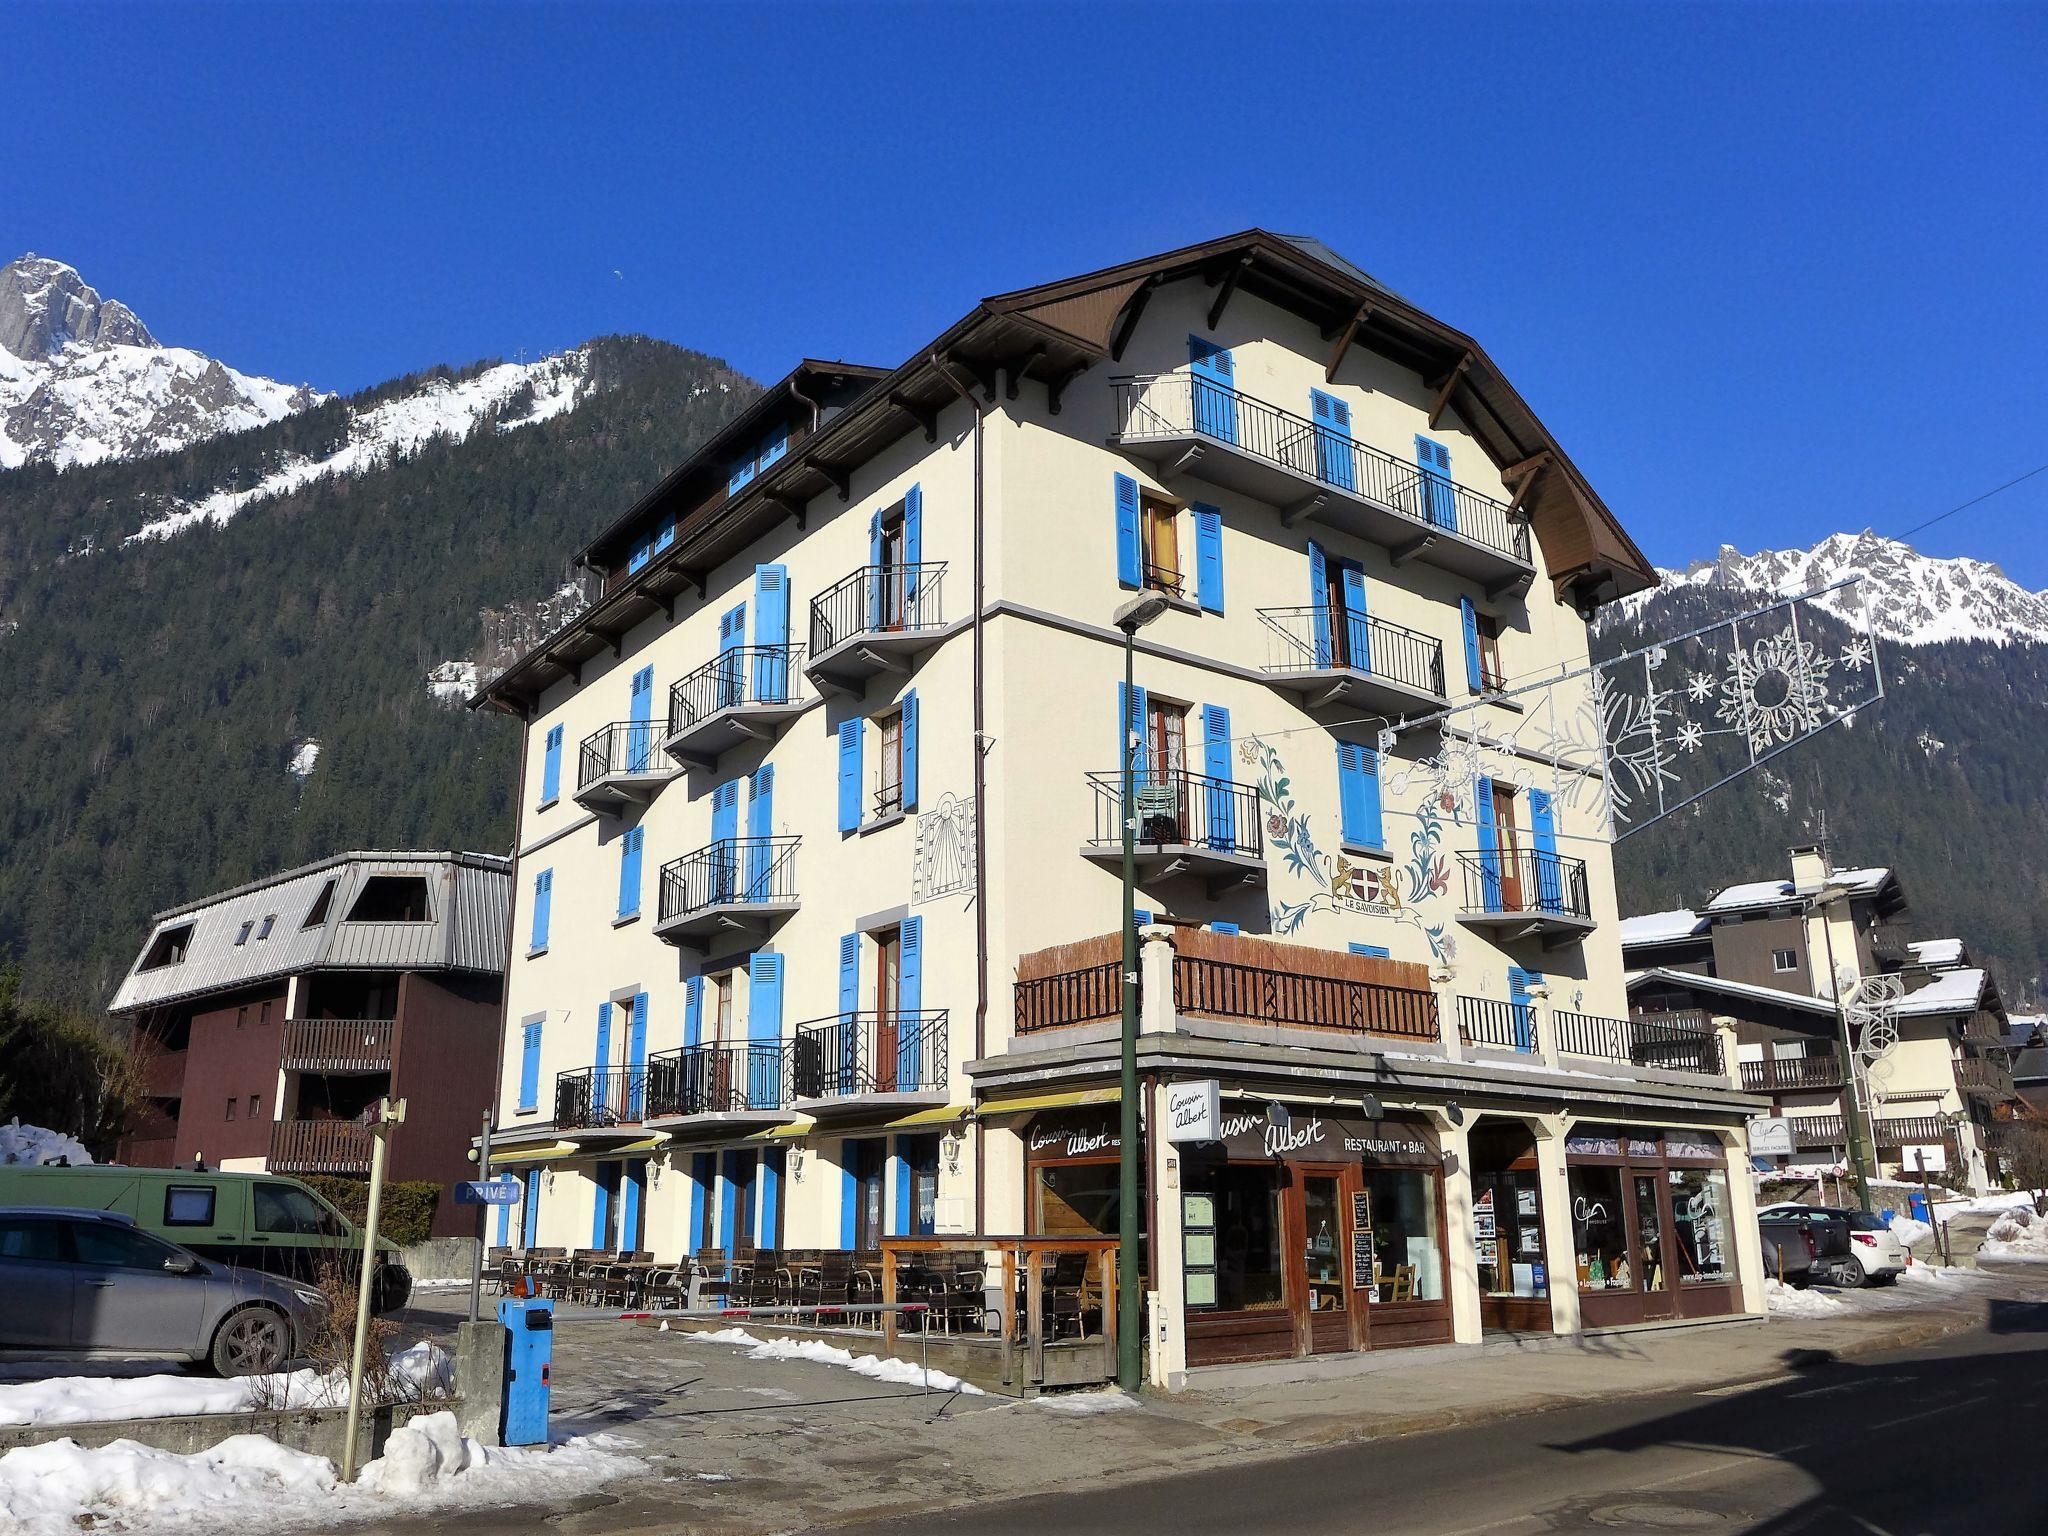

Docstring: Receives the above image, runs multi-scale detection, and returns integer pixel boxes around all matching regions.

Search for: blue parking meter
[496,1296,554,1447]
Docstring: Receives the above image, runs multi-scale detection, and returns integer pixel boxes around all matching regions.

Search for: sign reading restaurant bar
[1027,1102,1439,1166]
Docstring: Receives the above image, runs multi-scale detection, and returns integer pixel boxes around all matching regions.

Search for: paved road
[830,1301,2048,1536]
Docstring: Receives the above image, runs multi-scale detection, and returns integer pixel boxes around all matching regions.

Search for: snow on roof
[1703,865,1893,914]
[1625,967,1839,1017]
[1619,909,1708,947]
[1893,967,1989,1018]
[1908,938,1965,968]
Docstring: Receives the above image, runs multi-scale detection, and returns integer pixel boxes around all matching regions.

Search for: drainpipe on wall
[479,705,532,1256]
[931,353,990,1235]
[787,376,822,434]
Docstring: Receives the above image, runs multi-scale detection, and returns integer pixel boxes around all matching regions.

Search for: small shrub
[301,1175,441,1246]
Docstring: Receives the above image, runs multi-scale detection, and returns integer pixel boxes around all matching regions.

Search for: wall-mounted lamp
[1360,1094,1385,1122]
[790,1146,808,1181]
[1444,1101,1465,1127]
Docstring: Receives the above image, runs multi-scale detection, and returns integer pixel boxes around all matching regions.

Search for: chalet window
[345,876,431,923]
[1140,495,1183,597]
[141,923,194,971]
[1772,949,1798,972]
[875,711,905,816]
[303,880,335,929]
[1475,612,1505,691]
[234,921,254,947]
[256,914,276,940]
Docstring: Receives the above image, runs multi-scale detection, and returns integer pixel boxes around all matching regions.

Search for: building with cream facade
[476,232,1769,1380]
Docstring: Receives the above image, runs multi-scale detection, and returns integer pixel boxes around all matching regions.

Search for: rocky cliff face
[0,254,324,469]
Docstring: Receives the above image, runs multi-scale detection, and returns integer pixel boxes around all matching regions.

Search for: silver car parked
[0,1207,327,1375]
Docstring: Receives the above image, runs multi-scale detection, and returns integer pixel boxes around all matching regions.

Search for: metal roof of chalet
[476,229,1657,716]
[108,851,510,1017]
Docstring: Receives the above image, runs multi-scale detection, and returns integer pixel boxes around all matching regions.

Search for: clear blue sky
[6,3,2044,583]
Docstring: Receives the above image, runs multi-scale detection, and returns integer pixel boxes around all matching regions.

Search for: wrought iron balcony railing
[658,837,799,921]
[788,1009,949,1100]
[578,719,664,789]
[646,1041,787,1117]
[1085,767,1263,860]
[668,645,808,732]
[555,1064,648,1130]
[809,563,946,657]
[1554,1009,1723,1075]
[1111,371,1532,566]
[1256,605,1446,698]
[1458,848,1592,920]
[1740,1054,1846,1092]
[1458,995,1539,1053]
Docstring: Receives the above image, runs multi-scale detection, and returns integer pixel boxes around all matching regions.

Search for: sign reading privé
[455,1179,522,1206]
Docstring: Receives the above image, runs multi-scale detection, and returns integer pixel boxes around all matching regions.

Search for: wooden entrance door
[1632,1173,1676,1321]
[1296,1166,1356,1354]
[878,516,907,630]
[1494,789,1525,910]
[873,929,901,1092]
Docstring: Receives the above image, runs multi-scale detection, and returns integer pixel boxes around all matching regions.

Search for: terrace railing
[1015,960,1124,1035]
[555,1064,648,1129]
[646,1041,787,1117]
[1175,954,1438,1040]
[810,562,947,656]
[788,1010,949,1100]
[1740,1054,1846,1093]
[279,1017,395,1074]
[668,645,808,731]
[1459,995,1538,1053]
[1458,848,1592,920]
[658,836,799,920]
[579,719,663,788]
[1256,606,1446,698]
[1085,767,1262,859]
[1554,1009,1723,1075]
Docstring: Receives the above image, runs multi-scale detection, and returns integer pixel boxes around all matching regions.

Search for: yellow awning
[609,1135,667,1155]
[488,1141,580,1165]
[884,1104,972,1129]
[976,1086,1120,1118]
[745,1120,818,1142]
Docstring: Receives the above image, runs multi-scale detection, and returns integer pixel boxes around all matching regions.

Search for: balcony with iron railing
[664,645,810,768]
[1255,605,1447,712]
[1109,370,1534,591]
[574,720,676,810]
[645,1041,789,1124]
[652,836,799,949]
[807,562,947,692]
[1739,1053,1846,1094]
[270,1118,373,1175]
[1554,1009,1723,1076]
[279,1017,396,1075]
[554,1064,649,1133]
[787,1009,950,1112]
[1459,995,1539,1054]
[1456,849,1594,945]
[1081,767,1265,894]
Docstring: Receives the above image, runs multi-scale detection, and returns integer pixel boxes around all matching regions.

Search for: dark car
[1759,1206,1855,1288]
[0,1206,326,1374]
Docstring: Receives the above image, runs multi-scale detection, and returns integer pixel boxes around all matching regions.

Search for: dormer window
[302,880,335,929]
[234,921,254,947]
[141,923,195,971]
[625,516,678,575]
[727,424,791,495]
[256,914,276,940]
[345,876,431,923]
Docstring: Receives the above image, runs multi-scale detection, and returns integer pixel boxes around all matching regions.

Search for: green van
[0,1165,413,1314]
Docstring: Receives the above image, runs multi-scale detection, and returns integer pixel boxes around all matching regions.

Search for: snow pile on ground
[695,1328,987,1395]
[0,1118,93,1166]
[0,1342,452,1427]
[1983,1204,2048,1262]
[1889,1213,1933,1250]
[0,1412,638,1536]
[1026,1388,1138,1415]
[1764,1279,1844,1318]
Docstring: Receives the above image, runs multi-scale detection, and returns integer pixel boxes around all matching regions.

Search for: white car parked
[1759,1202,1907,1285]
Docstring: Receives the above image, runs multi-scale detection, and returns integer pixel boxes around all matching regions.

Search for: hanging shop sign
[1746,1117,1795,1158]
[1165,1080,1221,1144]
[1204,1103,1439,1165]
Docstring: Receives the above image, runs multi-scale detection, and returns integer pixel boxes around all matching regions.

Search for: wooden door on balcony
[1144,700,1189,840]
[1494,788,1525,911]
[874,929,900,1092]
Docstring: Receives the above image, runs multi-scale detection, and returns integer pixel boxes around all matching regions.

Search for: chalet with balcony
[110,852,509,1235]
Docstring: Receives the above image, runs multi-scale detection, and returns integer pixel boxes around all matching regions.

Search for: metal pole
[1117,620,1142,1394]
[1817,898,1876,1212]
[468,1108,494,1324]
[341,1097,405,1482]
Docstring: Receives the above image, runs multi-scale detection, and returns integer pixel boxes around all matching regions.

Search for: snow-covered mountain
[1608,531,2048,646]
[0,254,325,469]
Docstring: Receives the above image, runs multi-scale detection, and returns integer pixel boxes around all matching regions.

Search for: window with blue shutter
[711,779,740,902]
[654,516,676,555]
[901,690,920,811]
[717,604,746,709]
[627,994,648,1120]
[529,869,552,954]
[838,933,861,1017]
[1117,682,1149,786]
[1529,789,1562,912]
[1348,943,1391,960]
[1508,966,1541,1052]
[684,975,703,1048]
[539,725,563,805]
[754,565,789,703]
[1461,596,1483,693]
[898,916,924,1089]
[837,720,862,833]
[1201,703,1233,849]
[904,485,923,609]
[1310,389,1355,490]
[746,764,775,899]
[1340,563,1370,673]
[748,952,784,1110]
[1475,778,1502,910]
[616,827,644,919]
[593,1001,613,1116]
[628,665,655,771]
[1308,541,1333,667]
[518,1020,542,1111]
[1189,337,1237,442]
[627,532,653,574]
[1114,474,1142,590]
[1338,743,1383,851]
[1416,436,1456,530]
[1193,503,1224,613]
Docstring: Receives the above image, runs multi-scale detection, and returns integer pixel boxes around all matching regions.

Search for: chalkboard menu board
[1351,1192,1372,1230]
[1351,1229,1375,1290]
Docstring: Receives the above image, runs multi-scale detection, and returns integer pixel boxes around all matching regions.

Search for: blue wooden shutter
[594,997,613,1065]
[654,516,676,554]
[1529,789,1561,912]
[1475,777,1501,910]
[718,603,746,708]
[530,869,552,953]
[890,1138,912,1238]
[519,1020,542,1111]
[627,993,648,1119]
[1189,337,1238,442]
[1114,473,1141,589]
[745,763,775,898]
[712,779,740,901]
[1211,921,1240,935]
[1341,563,1371,674]
[838,933,861,1017]
[898,916,924,1088]
[617,827,643,918]
[1308,540,1332,667]
[1202,703,1233,850]
[1131,907,1152,927]
[1461,596,1483,693]
[760,1149,783,1247]
[1508,966,1541,1051]
[837,720,862,832]
[1349,943,1391,959]
[688,1153,712,1253]
[1310,389,1355,489]
[719,1152,740,1254]
[1118,683,1149,788]
[901,690,919,810]
[620,1160,644,1251]
[903,484,923,610]
[629,665,654,770]
[867,510,885,628]
[839,1152,858,1250]
[540,725,563,804]
[761,424,788,470]
[1416,435,1456,530]
[523,1168,540,1246]
[749,951,784,1109]
[684,976,703,1048]
[1339,743,1382,850]
[496,1189,512,1246]
[753,566,789,702]
[1193,502,1225,613]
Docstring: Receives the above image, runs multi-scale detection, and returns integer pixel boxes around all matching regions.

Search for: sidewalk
[363,1262,2043,1536]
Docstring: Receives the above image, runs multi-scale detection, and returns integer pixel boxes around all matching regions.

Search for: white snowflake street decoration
[1685,673,1716,704]
[1716,629,1834,755]
[1674,721,1705,753]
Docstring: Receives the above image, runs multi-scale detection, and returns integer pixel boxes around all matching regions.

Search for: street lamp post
[1814,885,1877,1213]
[1114,592,1168,1394]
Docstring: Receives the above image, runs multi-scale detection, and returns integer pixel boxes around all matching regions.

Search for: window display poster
[1516,1188,1539,1217]
[1475,1188,1495,1214]
[1476,1238,1498,1265]
[1186,1271,1217,1306]
[1474,1212,1496,1239]
[1518,1223,1542,1256]
[1185,1233,1216,1266]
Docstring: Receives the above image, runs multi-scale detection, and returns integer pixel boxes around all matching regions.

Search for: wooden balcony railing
[1956,1055,2016,1100]
[1176,955,1437,1039]
[270,1118,372,1174]
[1790,1114,1951,1150]
[279,1017,395,1074]
[1739,1054,1845,1093]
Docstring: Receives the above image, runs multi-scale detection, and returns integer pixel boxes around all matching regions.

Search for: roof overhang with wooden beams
[476,230,1657,716]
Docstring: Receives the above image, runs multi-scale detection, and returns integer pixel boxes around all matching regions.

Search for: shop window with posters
[1569,1164,1630,1291]
[1362,1168,1443,1302]
[1192,1163,1285,1312]
[1669,1167,1731,1285]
